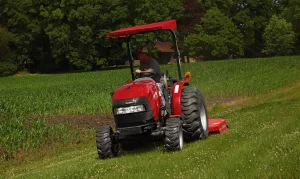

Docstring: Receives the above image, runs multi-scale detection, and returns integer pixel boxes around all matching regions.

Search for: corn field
[0,69,129,160]
[0,116,72,160]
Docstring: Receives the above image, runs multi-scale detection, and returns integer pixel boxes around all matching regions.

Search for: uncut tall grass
[1,56,299,117]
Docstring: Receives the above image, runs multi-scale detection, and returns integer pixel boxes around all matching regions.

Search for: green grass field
[1,56,299,116]
[0,56,300,178]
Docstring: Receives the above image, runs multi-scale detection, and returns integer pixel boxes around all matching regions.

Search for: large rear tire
[181,88,209,142]
[96,126,119,159]
[164,118,183,151]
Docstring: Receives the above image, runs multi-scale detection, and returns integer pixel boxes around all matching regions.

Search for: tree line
[0,0,299,75]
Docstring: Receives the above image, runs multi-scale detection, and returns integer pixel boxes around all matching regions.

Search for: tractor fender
[171,81,186,115]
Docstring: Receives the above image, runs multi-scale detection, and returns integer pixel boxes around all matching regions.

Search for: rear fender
[171,81,186,115]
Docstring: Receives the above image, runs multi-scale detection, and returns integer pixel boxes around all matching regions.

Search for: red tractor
[96,20,228,159]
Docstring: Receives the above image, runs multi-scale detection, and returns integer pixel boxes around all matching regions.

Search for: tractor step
[208,118,228,133]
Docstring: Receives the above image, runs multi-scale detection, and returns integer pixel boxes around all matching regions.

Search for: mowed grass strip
[2,79,299,179]
[0,56,299,117]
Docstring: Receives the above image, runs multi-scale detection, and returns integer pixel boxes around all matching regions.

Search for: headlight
[114,105,145,115]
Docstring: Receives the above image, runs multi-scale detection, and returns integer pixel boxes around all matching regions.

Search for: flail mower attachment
[208,118,229,133]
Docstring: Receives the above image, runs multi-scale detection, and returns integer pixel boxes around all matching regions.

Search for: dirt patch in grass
[206,95,251,107]
[46,113,115,129]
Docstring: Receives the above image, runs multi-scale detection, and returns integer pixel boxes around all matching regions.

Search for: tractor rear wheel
[181,88,209,142]
[164,118,183,151]
[96,126,119,159]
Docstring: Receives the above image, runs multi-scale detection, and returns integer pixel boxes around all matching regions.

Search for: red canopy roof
[106,20,177,38]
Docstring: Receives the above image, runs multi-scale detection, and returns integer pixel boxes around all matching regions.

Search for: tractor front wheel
[164,118,183,151]
[96,126,119,159]
[181,88,209,142]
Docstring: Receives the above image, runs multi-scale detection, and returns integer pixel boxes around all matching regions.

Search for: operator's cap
[136,47,149,53]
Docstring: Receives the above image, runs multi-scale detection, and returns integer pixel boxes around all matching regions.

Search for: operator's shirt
[139,58,161,83]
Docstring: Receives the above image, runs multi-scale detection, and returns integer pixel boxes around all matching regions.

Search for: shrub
[0,62,18,77]
[184,8,244,60]
[262,15,296,56]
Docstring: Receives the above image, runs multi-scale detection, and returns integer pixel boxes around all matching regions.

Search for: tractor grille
[114,111,154,128]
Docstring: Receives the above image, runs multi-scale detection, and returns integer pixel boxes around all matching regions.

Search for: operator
[135,47,167,117]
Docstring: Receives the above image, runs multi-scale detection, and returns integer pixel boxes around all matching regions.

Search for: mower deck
[208,118,229,133]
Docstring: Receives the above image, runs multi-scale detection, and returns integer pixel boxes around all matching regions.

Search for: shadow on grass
[119,137,166,157]
[95,132,230,160]
[94,138,166,160]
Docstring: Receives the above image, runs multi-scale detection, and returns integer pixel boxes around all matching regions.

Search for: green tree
[67,0,129,69]
[184,8,244,60]
[282,0,300,27]
[200,0,284,57]
[0,0,184,72]
[125,0,183,25]
[262,15,296,56]
[200,0,234,15]
[1,0,34,68]
[282,0,300,53]
[178,0,206,60]
[0,27,14,61]
[231,0,280,57]
[0,27,17,76]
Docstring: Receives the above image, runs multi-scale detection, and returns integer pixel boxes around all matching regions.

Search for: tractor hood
[112,79,157,101]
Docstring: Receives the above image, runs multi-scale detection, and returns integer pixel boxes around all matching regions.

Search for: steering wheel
[135,71,155,80]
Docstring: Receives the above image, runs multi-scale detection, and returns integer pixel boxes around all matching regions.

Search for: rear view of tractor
[96,20,228,159]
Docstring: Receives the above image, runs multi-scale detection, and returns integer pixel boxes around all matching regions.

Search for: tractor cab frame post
[126,35,135,81]
[169,30,183,80]
[125,30,183,81]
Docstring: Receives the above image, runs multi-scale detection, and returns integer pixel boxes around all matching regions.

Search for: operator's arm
[136,59,157,76]
[142,69,154,73]
[137,63,153,74]
[135,69,154,74]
